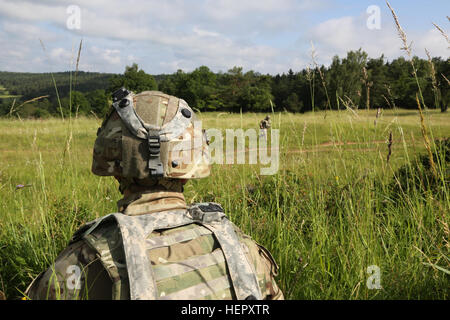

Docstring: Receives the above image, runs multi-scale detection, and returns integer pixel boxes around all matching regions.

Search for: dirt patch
[318,140,386,147]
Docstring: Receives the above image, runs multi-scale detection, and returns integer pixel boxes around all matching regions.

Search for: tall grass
[0,3,448,300]
[0,109,448,300]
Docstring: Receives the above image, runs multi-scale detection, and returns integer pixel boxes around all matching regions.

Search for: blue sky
[0,0,448,75]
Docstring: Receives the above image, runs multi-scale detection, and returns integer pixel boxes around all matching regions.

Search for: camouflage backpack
[70,202,263,300]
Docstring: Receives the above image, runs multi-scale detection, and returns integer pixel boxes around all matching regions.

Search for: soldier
[259,115,271,138]
[25,89,283,300]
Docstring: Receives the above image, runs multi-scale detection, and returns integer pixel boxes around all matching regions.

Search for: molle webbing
[146,225,212,250]
[159,275,231,300]
[76,203,262,300]
[151,250,226,281]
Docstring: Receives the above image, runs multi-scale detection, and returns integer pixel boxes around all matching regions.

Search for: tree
[366,55,388,108]
[387,57,420,109]
[109,63,157,93]
[60,91,91,116]
[218,68,273,112]
[434,57,450,112]
[0,51,448,117]
[286,92,304,112]
[87,89,109,117]
[188,66,220,110]
[341,49,368,108]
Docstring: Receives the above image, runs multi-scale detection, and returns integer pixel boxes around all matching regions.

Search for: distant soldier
[25,89,283,300]
[374,107,382,126]
[259,115,271,138]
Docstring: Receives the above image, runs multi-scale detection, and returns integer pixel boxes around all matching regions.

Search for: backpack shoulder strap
[112,209,194,300]
[72,204,262,300]
[188,203,262,300]
[81,217,129,300]
[72,210,194,300]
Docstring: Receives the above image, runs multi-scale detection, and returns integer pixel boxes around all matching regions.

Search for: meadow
[0,108,448,300]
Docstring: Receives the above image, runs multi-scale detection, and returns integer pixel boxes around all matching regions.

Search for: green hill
[0,50,448,118]
[0,71,114,101]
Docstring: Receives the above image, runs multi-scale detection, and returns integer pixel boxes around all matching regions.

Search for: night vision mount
[111,87,164,177]
[110,88,196,179]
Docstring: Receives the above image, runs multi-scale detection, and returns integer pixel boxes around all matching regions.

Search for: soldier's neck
[118,186,187,216]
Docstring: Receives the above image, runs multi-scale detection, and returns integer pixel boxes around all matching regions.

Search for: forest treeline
[0,49,448,118]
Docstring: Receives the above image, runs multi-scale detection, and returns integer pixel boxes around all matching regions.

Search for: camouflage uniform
[260,115,271,129]
[25,90,283,300]
[259,115,271,138]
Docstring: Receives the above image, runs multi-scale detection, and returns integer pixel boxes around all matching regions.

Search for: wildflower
[15,184,32,190]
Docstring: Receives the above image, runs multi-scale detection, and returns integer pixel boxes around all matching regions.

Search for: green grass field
[0,108,449,299]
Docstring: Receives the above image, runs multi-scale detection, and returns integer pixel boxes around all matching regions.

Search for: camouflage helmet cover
[92,90,210,180]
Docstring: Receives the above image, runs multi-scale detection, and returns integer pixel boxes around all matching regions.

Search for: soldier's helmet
[92,89,210,182]
[265,115,271,120]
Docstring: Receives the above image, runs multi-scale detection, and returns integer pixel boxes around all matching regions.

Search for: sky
[0,0,448,75]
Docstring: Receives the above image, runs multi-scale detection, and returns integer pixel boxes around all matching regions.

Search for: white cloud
[0,0,447,75]
[50,47,71,60]
[0,1,66,23]
[416,28,449,58]
[192,27,220,38]
[90,47,121,65]
[309,15,398,63]
[0,0,327,73]
[202,0,322,21]
[309,14,449,65]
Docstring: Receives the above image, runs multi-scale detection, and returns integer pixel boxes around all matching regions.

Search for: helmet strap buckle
[147,133,164,177]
